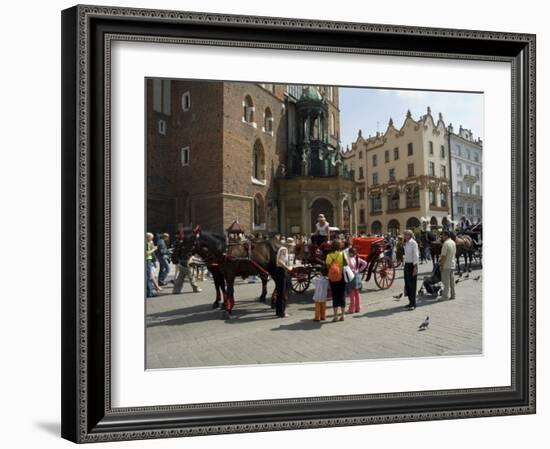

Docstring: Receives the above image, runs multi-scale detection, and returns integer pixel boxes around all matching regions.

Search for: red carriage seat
[351,237,385,259]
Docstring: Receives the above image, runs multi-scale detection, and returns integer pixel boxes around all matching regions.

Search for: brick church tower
[146,80,356,237]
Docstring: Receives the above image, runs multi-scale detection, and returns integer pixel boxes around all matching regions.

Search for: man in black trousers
[403,229,419,310]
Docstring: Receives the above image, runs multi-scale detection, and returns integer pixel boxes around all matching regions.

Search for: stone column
[335,195,342,230]
[280,195,286,235]
[301,195,309,235]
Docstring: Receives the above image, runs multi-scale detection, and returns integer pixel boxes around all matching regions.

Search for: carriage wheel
[290,266,310,293]
[374,257,395,289]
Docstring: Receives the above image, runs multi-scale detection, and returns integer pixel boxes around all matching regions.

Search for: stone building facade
[344,107,451,235]
[448,124,483,223]
[146,80,355,236]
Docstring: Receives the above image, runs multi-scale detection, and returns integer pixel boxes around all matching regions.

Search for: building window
[441,165,447,178]
[359,151,363,159]
[466,148,471,160]
[475,167,480,179]
[372,154,377,167]
[385,150,389,163]
[358,167,364,179]
[388,191,400,210]
[466,166,471,176]
[394,147,399,160]
[153,79,172,115]
[243,95,255,123]
[287,85,303,99]
[389,168,396,182]
[429,141,434,155]
[181,146,190,166]
[428,161,435,176]
[458,181,464,193]
[457,163,463,176]
[476,208,481,216]
[429,189,436,206]
[406,187,420,208]
[264,107,273,133]
[358,187,365,200]
[475,185,481,196]
[359,208,365,224]
[456,144,462,157]
[440,145,446,158]
[440,191,448,207]
[474,152,480,163]
[407,163,415,177]
[458,206,464,214]
[253,193,266,228]
[181,91,191,111]
[372,172,379,185]
[253,140,265,181]
[330,112,335,136]
[407,142,413,156]
[467,206,473,215]
[371,194,382,212]
[158,119,166,135]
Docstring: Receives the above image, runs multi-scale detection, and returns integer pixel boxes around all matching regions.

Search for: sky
[338,87,484,151]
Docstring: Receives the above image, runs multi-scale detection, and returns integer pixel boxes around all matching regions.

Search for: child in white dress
[312,269,329,321]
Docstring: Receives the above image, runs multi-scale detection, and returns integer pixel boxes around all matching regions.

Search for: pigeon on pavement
[393,293,403,299]
[473,275,481,281]
[418,316,430,330]
[464,273,470,279]
[455,279,460,284]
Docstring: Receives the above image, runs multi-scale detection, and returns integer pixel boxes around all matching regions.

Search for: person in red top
[346,247,367,313]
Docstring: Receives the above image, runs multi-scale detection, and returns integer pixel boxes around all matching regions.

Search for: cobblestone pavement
[146,262,482,369]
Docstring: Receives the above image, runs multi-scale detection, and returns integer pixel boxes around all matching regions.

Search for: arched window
[406,217,421,230]
[243,95,254,123]
[253,140,266,181]
[253,193,266,228]
[371,221,382,236]
[264,107,273,133]
[387,219,400,236]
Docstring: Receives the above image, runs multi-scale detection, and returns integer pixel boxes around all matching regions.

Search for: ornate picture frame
[61,4,536,443]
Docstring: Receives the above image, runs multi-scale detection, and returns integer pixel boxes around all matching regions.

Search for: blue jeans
[157,256,169,283]
[146,260,155,297]
[424,246,431,261]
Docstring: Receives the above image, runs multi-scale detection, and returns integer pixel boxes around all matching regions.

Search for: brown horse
[430,234,474,273]
[454,234,474,273]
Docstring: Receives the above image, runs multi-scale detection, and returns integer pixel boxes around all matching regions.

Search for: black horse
[173,228,227,308]
[186,228,279,318]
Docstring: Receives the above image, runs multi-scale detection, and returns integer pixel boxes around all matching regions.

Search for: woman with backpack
[326,239,347,321]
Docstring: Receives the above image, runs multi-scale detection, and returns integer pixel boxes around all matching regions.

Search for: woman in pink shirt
[346,247,367,313]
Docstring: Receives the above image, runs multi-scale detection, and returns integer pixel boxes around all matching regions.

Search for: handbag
[344,265,355,283]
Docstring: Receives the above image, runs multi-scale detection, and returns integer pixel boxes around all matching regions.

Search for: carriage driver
[312,214,330,247]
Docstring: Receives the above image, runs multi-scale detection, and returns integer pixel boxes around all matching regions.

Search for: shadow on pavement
[360,296,441,318]
[270,318,324,331]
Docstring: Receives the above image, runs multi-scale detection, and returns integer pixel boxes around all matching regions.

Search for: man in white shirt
[403,229,419,310]
[438,230,457,300]
[313,214,330,246]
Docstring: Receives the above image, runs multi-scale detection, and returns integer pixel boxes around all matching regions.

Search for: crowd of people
[146,213,471,317]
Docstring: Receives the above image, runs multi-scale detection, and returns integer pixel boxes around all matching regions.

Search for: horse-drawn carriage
[290,231,395,293]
